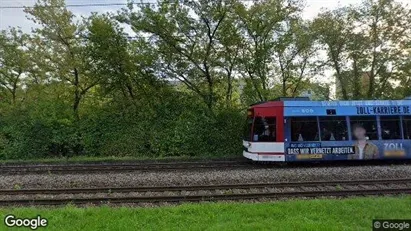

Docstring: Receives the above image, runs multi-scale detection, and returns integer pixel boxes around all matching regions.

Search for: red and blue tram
[243,98,411,162]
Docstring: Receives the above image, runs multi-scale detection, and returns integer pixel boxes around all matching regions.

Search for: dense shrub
[0,92,244,160]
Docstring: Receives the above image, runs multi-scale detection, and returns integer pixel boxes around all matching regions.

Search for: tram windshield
[243,117,253,141]
[252,117,276,142]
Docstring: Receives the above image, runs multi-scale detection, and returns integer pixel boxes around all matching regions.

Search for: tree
[120,0,243,111]
[85,14,161,109]
[234,0,303,101]
[0,28,30,105]
[274,19,317,97]
[25,0,98,120]
[312,7,355,100]
[213,5,243,107]
[85,14,135,102]
[313,0,411,100]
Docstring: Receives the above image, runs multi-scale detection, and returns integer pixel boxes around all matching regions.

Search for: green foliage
[0,28,30,105]
[0,98,75,159]
[0,88,243,159]
[79,92,243,158]
[312,0,411,100]
[0,0,410,160]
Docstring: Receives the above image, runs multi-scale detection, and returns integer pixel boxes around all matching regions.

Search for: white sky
[1,0,409,32]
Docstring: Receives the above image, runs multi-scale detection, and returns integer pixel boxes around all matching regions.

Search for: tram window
[350,116,378,140]
[291,117,319,141]
[403,116,411,139]
[380,116,401,140]
[253,117,276,142]
[319,116,348,141]
[243,117,253,141]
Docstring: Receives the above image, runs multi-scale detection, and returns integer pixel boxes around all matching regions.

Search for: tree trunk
[352,58,361,100]
[73,68,81,121]
[282,76,287,97]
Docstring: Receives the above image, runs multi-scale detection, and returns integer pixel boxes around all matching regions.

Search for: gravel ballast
[0,164,410,190]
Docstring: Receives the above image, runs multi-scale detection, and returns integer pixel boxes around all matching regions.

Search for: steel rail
[0,178,409,195]
[0,187,410,206]
[0,161,254,174]
[0,160,248,168]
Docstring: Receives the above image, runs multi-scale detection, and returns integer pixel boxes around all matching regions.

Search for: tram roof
[251,99,411,108]
[284,100,411,107]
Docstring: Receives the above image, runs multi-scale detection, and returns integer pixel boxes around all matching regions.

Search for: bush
[0,92,245,160]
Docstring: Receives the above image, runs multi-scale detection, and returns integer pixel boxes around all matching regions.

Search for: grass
[1,196,410,231]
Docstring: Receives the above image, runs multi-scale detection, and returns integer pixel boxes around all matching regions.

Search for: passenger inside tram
[253,117,276,142]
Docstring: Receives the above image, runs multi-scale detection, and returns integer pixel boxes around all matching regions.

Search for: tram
[243,97,411,162]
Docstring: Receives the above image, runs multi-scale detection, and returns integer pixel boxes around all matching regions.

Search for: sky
[1,0,410,32]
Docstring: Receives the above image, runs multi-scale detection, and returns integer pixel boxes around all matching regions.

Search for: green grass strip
[1,196,410,230]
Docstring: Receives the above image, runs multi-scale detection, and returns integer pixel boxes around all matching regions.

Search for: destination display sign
[356,106,411,115]
[284,100,411,116]
[285,105,411,116]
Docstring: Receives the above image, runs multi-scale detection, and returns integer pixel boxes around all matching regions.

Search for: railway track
[0,178,410,206]
[1,178,410,195]
[1,159,411,175]
[0,160,254,174]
